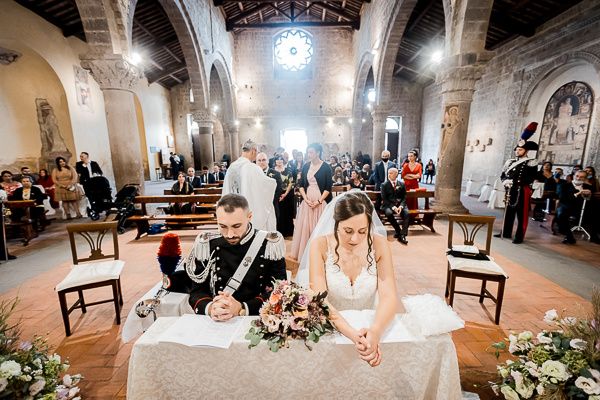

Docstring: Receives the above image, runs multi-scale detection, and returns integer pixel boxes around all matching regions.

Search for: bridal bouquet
[491,288,600,399]
[0,300,82,399]
[245,280,334,352]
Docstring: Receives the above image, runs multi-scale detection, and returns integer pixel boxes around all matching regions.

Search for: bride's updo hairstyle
[332,191,375,270]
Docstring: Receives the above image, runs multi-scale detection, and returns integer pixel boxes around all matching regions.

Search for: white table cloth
[127,317,462,400]
[121,283,194,343]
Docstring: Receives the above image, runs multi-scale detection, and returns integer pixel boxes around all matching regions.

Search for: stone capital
[80,55,142,92]
[370,106,390,124]
[0,47,21,65]
[191,108,215,129]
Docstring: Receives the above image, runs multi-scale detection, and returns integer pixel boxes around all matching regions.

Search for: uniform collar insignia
[239,223,255,245]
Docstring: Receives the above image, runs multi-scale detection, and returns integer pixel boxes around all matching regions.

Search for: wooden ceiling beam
[227,2,272,24]
[133,18,183,64]
[149,66,187,84]
[393,62,434,80]
[230,20,360,29]
[490,9,536,37]
[312,2,355,21]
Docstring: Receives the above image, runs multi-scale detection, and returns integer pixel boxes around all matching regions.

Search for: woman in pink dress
[401,150,422,210]
[290,143,333,260]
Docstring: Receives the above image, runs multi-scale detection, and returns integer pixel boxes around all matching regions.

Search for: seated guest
[381,168,409,245]
[332,167,345,186]
[329,155,340,172]
[11,176,47,231]
[555,170,594,244]
[219,163,227,177]
[212,164,225,182]
[585,166,599,192]
[37,168,58,209]
[182,194,287,319]
[360,164,372,182]
[533,161,557,220]
[1,171,22,199]
[19,166,38,184]
[343,163,354,181]
[199,166,215,185]
[348,170,365,190]
[186,167,202,188]
[171,172,194,214]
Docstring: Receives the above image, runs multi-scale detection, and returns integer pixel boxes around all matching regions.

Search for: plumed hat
[515,122,539,151]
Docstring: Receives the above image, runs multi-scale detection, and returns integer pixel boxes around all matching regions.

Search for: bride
[297,191,398,367]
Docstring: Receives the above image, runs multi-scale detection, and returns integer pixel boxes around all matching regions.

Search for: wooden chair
[331,185,349,196]
[56,221,124,336]
[445,214,508,324]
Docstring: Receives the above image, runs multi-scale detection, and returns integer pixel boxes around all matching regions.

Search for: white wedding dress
[323,243,378,311]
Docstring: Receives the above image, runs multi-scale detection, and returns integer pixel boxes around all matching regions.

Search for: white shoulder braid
[193,231,221,262]
[263,231,285,260]
[527,158,538,167]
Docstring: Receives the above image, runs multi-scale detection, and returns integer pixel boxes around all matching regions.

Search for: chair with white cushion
[56,221,124,336]
[477,176,496,202]
[444,214,508,324]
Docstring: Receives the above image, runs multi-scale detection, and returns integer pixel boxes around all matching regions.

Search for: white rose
[540,360,570,382]
[0,378,7,391]
[63,374,72,386]
[0,360,22,378]
[543,309,558,323]
[49,354,61,363]
[515,379,535,399]
[500,385,521,400]
[29,378,46,396]
[518,331,533,341]
[536,383,545,395]
[525,361,540,377]
[511,370,524,386]
[590,369,600,381]
[570,338,587,350]
[498,367,510,378]
[68,386,80,397]
[575,377,600,395]
[536,332,552,344]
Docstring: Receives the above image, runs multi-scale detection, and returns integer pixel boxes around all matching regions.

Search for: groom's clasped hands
[353,328,382,367]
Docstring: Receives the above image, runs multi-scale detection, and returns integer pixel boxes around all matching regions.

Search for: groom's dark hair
[333,192,375,270]
[217,194,249,213]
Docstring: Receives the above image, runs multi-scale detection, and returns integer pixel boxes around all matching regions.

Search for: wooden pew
[364,190,438,232]
[163,187,223,195]
[4,200,37,245]
[128,194,222,240]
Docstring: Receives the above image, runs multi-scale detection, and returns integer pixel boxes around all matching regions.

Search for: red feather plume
[157,233,182,257]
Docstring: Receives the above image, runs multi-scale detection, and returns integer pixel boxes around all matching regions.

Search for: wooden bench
[4,200,37,245]
[364,190,438,233]
[129,194,222,240]
[163,187,223,195]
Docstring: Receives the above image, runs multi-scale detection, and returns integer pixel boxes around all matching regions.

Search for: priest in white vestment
[222,140,277,231]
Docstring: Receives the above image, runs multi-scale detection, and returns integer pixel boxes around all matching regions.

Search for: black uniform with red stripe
[188,230,287,315]
[500,157,538,242]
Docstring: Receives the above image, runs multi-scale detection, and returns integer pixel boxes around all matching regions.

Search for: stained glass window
[274,29,313,72]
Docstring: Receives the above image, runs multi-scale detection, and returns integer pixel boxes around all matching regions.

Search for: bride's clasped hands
[307,192,398,367]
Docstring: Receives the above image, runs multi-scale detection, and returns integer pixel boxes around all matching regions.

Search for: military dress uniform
[176,228,287,316]
[500,157,538,243]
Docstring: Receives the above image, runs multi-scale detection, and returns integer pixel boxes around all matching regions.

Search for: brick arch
[74,0,129,54]
[210,54,236,125]
[374,0,418,107]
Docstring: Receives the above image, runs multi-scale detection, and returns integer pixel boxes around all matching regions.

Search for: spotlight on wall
[367,88,376,103]
[255,118,261,126]
[431,50,443,64]
[234,120,240,126]
[130,52,143,65]
[213,105,220,113]
[362,118,366,123]
[347,118,353,124]
[327,118,333,127]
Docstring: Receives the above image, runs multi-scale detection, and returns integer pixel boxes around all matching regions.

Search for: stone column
[434,65,484,214]
[191,108,215,168]
[371,107,388,162]
[81,55,145,191]
[224,122,240,161]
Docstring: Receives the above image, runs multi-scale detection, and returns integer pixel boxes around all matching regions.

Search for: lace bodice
[325,247,378,311]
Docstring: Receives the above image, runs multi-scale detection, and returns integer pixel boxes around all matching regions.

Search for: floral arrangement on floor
[491,288,600,399]
[0,299,82,399]
[245,280,334,352]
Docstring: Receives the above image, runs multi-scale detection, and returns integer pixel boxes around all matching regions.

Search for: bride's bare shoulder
[310,235,329,250]
[372,233,389,251]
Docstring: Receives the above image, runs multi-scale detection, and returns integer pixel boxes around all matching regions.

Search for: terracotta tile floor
[0,207,595,399]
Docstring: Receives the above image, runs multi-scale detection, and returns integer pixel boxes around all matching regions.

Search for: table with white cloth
[127,316,462,400]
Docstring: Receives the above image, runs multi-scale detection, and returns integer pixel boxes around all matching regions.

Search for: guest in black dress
[348,170,365,190]
[274,156,295,237]
[171,172,194,214]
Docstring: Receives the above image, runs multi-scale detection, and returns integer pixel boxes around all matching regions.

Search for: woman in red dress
[401,150,422,210]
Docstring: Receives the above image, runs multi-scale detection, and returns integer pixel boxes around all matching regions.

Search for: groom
[179,194,287,321]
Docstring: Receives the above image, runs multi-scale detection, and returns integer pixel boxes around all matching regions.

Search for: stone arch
[209,56,236,161]
[443,0,493,57]
[351,52,374,155]
[374,0,418,107]
[125,0,209,107]
[514,52,600,166]
[210,54,236,125]
[74,0,129,54]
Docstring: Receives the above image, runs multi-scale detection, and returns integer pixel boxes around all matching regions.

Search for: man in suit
[186,167,202,188]
[75,152,103,189]
[373,150,396,190]
[380,168,409,245]
[11,176,48,231]
[199,166,216,185]
[212,164,225,182]
[256,152,283,225]
[176,194,287,319]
